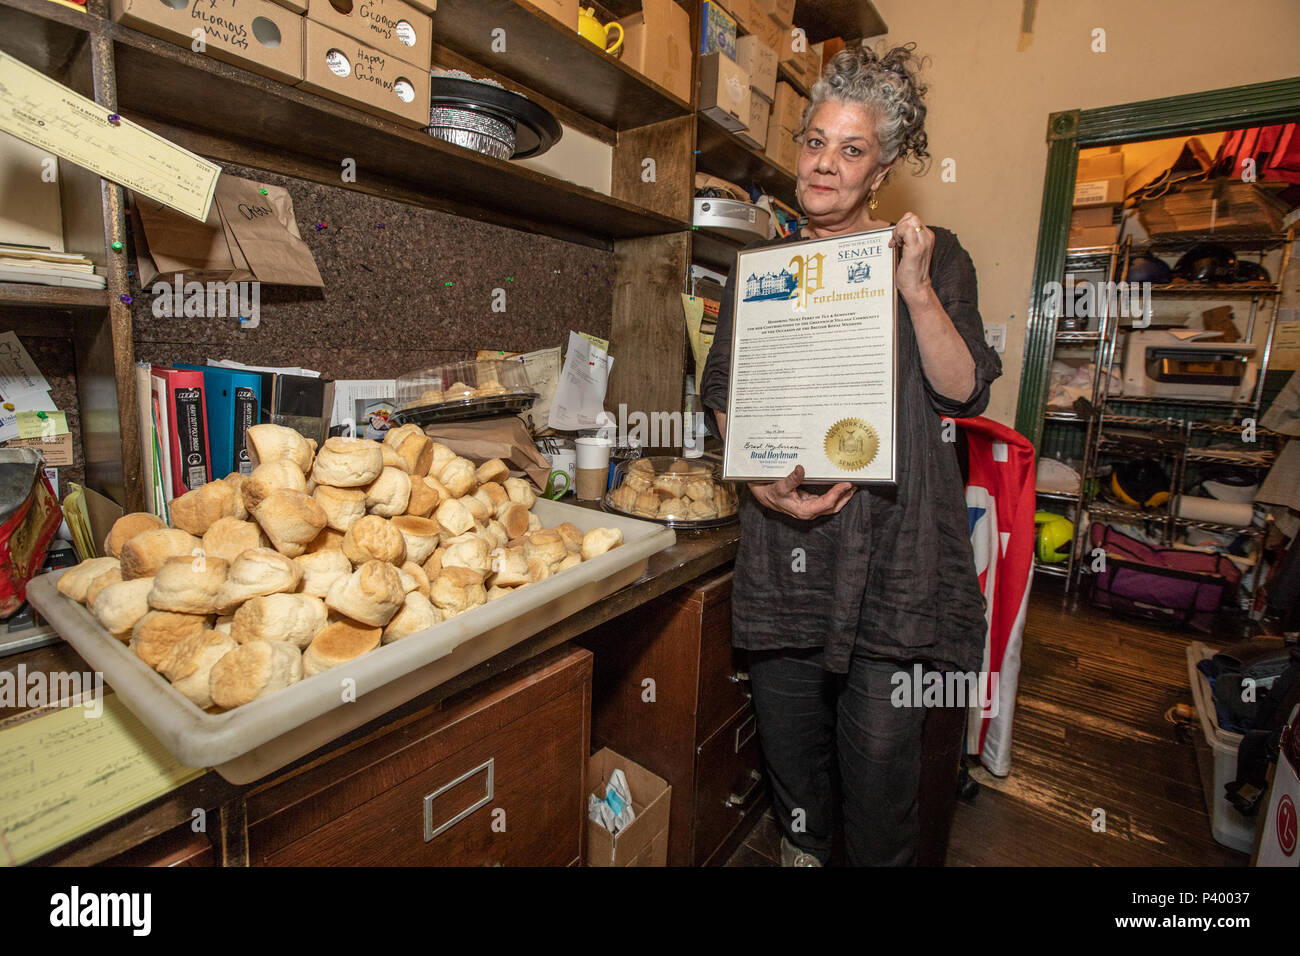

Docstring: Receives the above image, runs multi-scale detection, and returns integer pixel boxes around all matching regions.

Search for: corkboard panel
[129,162,616,378]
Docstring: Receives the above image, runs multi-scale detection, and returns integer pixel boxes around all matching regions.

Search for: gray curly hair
[802,42,930,172]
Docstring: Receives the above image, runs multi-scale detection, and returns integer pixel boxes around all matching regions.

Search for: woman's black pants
[748,646,929,866]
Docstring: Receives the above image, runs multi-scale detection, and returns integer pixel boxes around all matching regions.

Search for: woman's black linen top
[700,225,1003,674]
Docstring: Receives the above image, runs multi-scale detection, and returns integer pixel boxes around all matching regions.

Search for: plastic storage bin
[1186,641,1258,853]
[27,499,674,784]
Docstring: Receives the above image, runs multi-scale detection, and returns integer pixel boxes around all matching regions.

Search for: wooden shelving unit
[430,0,692,130]
[0,283,109,311]
[1,0,887,513]
[104,21,688,247]
[694,113,798,208]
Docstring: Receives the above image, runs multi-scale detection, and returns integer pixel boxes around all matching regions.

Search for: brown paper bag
[133,193,250,287]
[423,417,552,490]
[213,177,324,288]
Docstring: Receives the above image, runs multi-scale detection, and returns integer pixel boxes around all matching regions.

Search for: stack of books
[0,245,107,290]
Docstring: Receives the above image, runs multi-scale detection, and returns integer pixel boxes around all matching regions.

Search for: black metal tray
[426,77,562,159]
[390,392,537,427]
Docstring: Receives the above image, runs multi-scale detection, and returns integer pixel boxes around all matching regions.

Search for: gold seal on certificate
[824,419,878,471]
[722,226,897,484]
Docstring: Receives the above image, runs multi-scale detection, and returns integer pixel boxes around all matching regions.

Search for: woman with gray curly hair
[701,43,1002,866]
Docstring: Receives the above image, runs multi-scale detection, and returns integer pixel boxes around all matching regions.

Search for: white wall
[870,0,1300,425]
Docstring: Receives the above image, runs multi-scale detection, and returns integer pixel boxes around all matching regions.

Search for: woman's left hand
[889,212,935,305]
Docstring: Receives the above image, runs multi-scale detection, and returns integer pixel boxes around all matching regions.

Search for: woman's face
[796,100,893,223]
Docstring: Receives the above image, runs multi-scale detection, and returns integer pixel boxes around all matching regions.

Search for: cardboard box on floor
[519,0,578,30]
[586,748,671,867]
[736,34,777,101]
[620,0,692,103]
[306,0,432,70]
[299,20,431,128]
[110,0,304,84]
[699,52,750,132]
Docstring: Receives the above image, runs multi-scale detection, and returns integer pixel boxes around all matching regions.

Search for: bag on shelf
[1087,522,1241,632]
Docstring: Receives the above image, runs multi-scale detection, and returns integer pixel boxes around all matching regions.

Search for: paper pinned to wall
[15,409,67,439]
[548,331,613,432]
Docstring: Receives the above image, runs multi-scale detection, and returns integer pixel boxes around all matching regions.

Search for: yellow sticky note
[16,409,68,439]
[0,694,203,865]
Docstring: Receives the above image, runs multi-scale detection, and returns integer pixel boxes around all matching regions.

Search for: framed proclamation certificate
[723,226,897,484]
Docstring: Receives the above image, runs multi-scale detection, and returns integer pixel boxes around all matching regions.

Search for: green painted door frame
[1014,76,1300,448]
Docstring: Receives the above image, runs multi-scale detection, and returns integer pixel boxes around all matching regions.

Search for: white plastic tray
[27,500,674,783]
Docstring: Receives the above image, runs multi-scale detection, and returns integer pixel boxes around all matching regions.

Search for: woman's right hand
[749,465,856,520]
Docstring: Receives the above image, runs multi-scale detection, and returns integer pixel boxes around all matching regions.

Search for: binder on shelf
[152,366,212,497]
[176,364,261,480]
[149,372,173,505]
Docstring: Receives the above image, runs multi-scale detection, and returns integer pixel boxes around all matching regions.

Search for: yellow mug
[577,7,623,55]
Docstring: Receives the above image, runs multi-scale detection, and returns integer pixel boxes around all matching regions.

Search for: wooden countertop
[8,509,739,865]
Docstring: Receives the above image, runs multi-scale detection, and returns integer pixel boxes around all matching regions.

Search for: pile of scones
[54,423,624,713]
[606,458,738,523]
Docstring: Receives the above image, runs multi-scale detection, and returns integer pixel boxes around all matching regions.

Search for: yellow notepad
[0,694,203,866]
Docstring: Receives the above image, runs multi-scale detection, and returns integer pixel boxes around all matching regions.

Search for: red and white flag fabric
[954,416,1036,777]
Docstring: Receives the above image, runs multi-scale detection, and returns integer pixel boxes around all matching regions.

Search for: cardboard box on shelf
[771,80,805,132]
[1077,147,1123,181]
[519,0,578,30]
[778,29,822,91]
[306,0,432,70]
[754,0,794,26]
[110,0,304,85]
[265,0,307,14]
[1070,205,1115,230]
[765,116,799,172]
[812,36,845,68]
[1068,225,1117,249]
[727,0,762,36]
[748,10,782,51]
[700,0,737,58]
[737,95,770,149]
[1073,175,1125,207]
[298,20,432,128]
[586,748,671,867]
[620,0,692,103]
[736,34,777,101]
[699,52,750,132]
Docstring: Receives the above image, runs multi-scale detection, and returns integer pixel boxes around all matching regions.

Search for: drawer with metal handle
[693,706,764,866]
[252,684,587,866]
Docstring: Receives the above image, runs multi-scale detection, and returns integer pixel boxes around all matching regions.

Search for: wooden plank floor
[726,586,1249,866]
